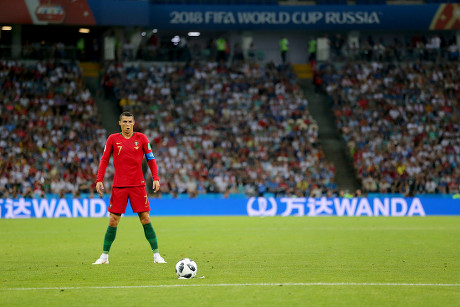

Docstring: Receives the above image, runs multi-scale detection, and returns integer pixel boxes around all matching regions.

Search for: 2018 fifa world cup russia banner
[148,3,460,31]
[0,1,458,30]
[0,197,458,218]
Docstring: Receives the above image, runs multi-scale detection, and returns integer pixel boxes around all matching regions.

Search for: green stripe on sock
[103,226,117,253]
[142,223,158,252]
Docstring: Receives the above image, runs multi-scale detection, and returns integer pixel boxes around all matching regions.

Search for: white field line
[2,282,460,291]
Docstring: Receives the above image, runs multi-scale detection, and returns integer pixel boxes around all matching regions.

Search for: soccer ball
[175,258,197,279]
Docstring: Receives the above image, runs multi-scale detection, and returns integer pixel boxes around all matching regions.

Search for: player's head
[119,112,134,121]
[119,112,135,136]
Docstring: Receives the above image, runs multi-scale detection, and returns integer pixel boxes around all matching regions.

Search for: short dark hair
[119,112,134,121]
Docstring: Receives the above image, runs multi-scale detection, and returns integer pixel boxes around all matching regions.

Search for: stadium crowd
[318,60,460,195]
[329,33,459,63]
[101,60,336,198]
[0,60,107,198]
[2,37,458,199]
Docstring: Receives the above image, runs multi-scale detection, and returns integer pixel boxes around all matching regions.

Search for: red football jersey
[97,132,159,187]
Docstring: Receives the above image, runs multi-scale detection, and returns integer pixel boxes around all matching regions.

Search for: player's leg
[130,186,166,263]
[93,188,128,265]
[138,211,165,263]
[104,213,121,252]
[93,213,121,264]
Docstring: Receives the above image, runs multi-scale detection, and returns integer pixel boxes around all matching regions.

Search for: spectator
[106,60,336,197]
[0,60,106,198]
[319,60,459,195]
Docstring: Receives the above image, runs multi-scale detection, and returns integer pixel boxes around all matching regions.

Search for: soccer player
[92,112,166,264]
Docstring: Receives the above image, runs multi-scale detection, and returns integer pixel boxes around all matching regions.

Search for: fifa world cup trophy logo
[430,4,460,30]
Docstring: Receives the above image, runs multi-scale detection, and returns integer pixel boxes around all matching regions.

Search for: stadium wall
[0,197,459,218]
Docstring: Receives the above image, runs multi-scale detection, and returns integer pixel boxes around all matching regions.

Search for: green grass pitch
[0,216,459,306]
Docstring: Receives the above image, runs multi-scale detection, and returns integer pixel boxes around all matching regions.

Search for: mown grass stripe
[3,282,460,291]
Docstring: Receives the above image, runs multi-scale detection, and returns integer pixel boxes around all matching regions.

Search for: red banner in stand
[0,0,95,25]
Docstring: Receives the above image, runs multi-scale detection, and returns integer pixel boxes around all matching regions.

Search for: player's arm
[96,136,113,197]
[143,136,160,193]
